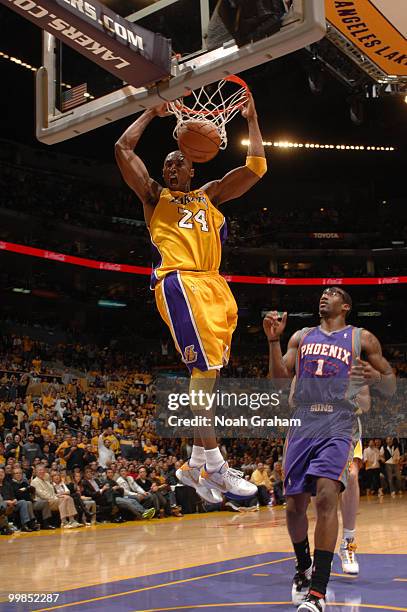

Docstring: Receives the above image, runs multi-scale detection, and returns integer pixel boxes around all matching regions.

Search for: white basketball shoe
[297,593,326,612]
[176,462,223,504]
[292,563,313,605]
[199,463,258,498]
[338,539,359,575]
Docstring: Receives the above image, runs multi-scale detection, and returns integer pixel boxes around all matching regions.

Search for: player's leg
[298,477,341,611]
[196,366,258,498]
[174,273,257,498]
[282,432,314,605]
[176,368,225,503]
[286,492,313,605]
[339,458,361,574]
[298,436,353,612]
[155,275,222,503]
[156,272,256,499]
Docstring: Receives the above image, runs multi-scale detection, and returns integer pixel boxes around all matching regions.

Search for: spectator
[149,468,182,516]
[22,433,43,466]
[97,434,116,469]
[11,465,55,530]
[82,466,116,522]
[42,443,55,467]
[51,472,83,528]
[0,466,39,532]
[21,457,33,480]
[380,436,402,497]
[128,439,145,462]
[103,428,120,454]
[82,444,97,466]
[137,466,171,517]
[32,425,45,450]
[31,465,77,528]
[4,433,23,462]
[270,462,285,505]
[143,438,158,457]
[64,437,85,472]
[0,492,13,535]
[67,471,96,525]
[32,356,42,373]
[363,439,383,496]
[116,467,155,518]
[250,462,272,506]
[104,467,153,520]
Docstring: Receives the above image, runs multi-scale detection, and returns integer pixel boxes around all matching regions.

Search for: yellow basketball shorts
[155,271,238,372]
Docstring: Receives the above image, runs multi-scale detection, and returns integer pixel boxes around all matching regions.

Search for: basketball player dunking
[115,92,267,501]
[263,287,396,611]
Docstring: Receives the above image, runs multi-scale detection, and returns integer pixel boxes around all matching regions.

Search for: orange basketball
[177,120,221,163]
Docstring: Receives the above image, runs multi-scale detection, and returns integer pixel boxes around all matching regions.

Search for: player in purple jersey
[263,287,396,612]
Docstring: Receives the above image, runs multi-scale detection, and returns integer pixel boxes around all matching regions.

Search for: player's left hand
[241,92,257,120]
[350,358,381,386]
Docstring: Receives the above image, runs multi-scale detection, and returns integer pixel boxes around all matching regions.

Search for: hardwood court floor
[0,496,406,611]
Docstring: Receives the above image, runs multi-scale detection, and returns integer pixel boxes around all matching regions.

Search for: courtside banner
[326,0,407,77]
[1,0,172,87]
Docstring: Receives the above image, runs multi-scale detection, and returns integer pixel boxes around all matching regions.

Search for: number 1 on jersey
[315,359,324,376]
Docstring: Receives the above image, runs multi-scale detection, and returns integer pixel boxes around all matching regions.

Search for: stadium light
[240,140,396,152]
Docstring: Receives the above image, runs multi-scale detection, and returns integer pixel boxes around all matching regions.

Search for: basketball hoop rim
[173,75,249,117]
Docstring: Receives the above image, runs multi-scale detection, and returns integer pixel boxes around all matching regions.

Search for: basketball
[177,120,221,163]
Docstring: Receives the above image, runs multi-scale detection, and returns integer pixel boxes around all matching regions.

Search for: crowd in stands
[0,333,406,535]
[0,332,160,378]
[0,161,140,238]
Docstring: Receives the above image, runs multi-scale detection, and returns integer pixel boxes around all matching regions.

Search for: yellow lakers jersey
[149,188,226,287]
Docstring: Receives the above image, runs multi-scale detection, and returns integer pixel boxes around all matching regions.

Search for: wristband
[246,156,267,178]
[268,338,280,344]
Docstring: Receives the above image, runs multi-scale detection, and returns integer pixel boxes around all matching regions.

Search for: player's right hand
[263,311,287,341]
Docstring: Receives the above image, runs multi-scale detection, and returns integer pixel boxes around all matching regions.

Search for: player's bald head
[164,150,192,168]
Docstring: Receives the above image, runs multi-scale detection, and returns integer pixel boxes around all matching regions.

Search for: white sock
[205,447,225,472]
[189,445,206,468]
[343,528,355,542]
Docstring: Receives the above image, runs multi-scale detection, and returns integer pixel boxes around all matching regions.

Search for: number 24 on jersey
[178,208,209,232]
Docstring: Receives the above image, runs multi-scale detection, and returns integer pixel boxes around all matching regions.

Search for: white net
[167,75,248,150]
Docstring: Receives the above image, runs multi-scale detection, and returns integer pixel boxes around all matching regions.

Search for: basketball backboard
[36,0,326,144]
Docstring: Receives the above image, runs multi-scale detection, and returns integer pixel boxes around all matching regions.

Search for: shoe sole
[199,476,257,499]
[340,566,359,575]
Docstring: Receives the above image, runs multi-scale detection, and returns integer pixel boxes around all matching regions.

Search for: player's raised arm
[202,92,267,206]
[115,106,166,221]
[263,311,300,383]
[354,330,396,398]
